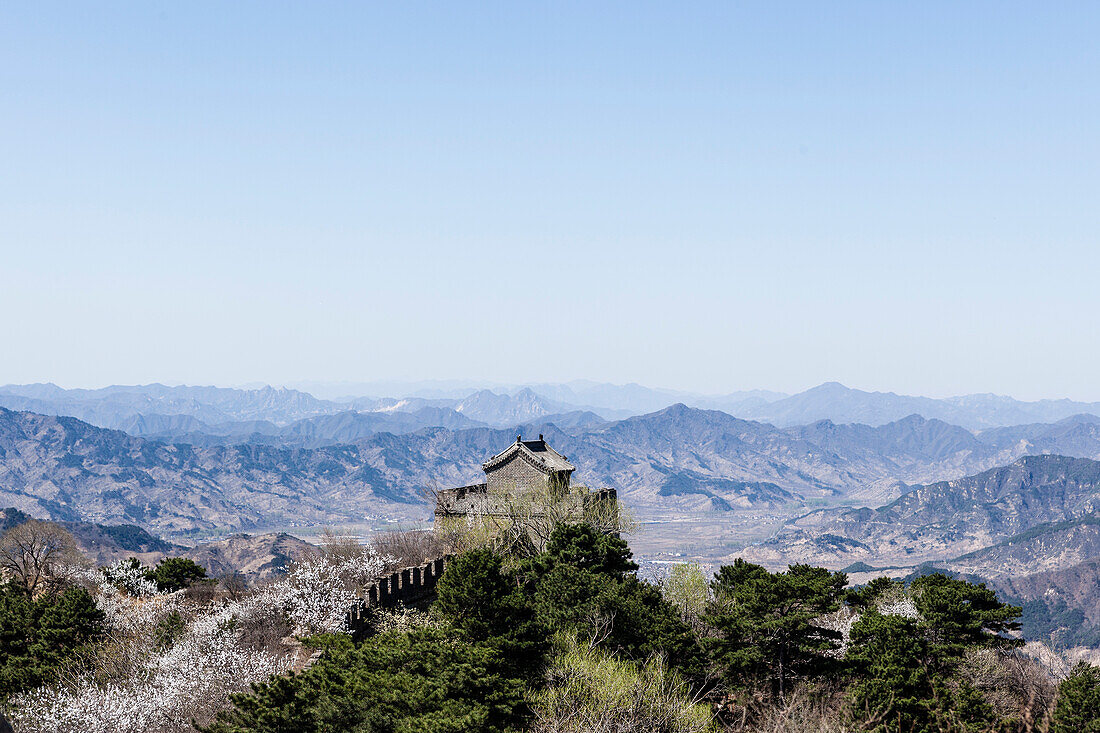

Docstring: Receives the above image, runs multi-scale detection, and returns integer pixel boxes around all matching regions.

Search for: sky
[1,3,1098,401]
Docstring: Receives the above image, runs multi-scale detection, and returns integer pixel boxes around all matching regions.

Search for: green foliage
[846,611,939,731]
[517,524,706,681]
[705,559,847,698]
[185,524,1041,732]
[148,556,209,592]
[1017,597,1100,649]
[536,523,637,578]
[154,610,186,651]
[846,576,904,610]
[0,581,105,698]
[950,680,997,732]
[531,632,714,733]
[844,574,1025,732]
[909,573,1022,663]
[432,548,548,682]
[199,627,529,733]
[1050,662,1100,733]
[662,562,710,623]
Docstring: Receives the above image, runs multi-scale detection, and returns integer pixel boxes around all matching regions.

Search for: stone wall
[345,556,448,638]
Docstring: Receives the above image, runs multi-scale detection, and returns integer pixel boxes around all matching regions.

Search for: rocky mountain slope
[951,513,1100,578]
[0,408,427,535]
[183,532,318,581]
[747,455,1100,569]
[10,401,1100,539]
[0,507,316,581]
[993,557,1100,629]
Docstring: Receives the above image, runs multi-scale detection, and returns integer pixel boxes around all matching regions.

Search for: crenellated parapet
[345,556,449,637]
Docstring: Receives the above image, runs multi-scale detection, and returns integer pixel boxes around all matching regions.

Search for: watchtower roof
[482,434,575,474]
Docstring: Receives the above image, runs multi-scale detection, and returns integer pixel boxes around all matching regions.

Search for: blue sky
[2,3,1098,399]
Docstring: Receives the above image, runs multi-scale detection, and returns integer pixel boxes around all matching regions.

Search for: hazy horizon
[3,3,1098,400]
[4,377,1100,406]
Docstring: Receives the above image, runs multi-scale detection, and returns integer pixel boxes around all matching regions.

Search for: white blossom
[100,559,162,598]
[251,549,388,635]
[877,594,920,619]
[7,544,388,732]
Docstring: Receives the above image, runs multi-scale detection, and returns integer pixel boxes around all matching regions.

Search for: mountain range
[10,399,1100,537]
[6,381,1100,436]
[8,382,1100,648]
[742,455,1100,573]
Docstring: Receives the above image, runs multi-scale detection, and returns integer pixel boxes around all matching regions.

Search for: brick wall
[485,452,550,493]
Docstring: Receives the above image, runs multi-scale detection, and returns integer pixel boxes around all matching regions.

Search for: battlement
[345,556,449,637]
[433,482,492,516]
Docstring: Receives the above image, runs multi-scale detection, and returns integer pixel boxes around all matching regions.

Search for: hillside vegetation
[3,518,1097,733]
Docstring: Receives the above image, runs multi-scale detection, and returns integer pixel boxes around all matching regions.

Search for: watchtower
[433,435,616,546]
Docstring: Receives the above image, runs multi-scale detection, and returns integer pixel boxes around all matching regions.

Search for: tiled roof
[482,435,575,473]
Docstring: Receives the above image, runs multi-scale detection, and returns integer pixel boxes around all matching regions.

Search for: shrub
[199,627,529,733]
[147,558,208,593]
[1049,662,1100,733]
[909,573,1022,663]
[845,611,939,732]
[0,521,85,594]
[98,558,159,597]
[433,548,548,683]
[4,545,388,732]
[0,582,105,699]
[661,562,710,630]
[530,632,714,733]
[705,560,847,698]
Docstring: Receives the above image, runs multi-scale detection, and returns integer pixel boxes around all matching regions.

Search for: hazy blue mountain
[788,414,987,462]
[295,379,785,418]
[451,388,576,426]
[0,383,340,428]
[131,409,485,448]
[977,414,1100,454]
[245,408,486,447]
[687,390,790,414]
[732,382,1100,429]
[522,381,693,414]
[528,410,608,431]
[8,381,1100,440]
[343,395,462,413]
[116,412,223,436]
[521,381,789,417]
[732,382,964,427]
[285,379,490,401]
